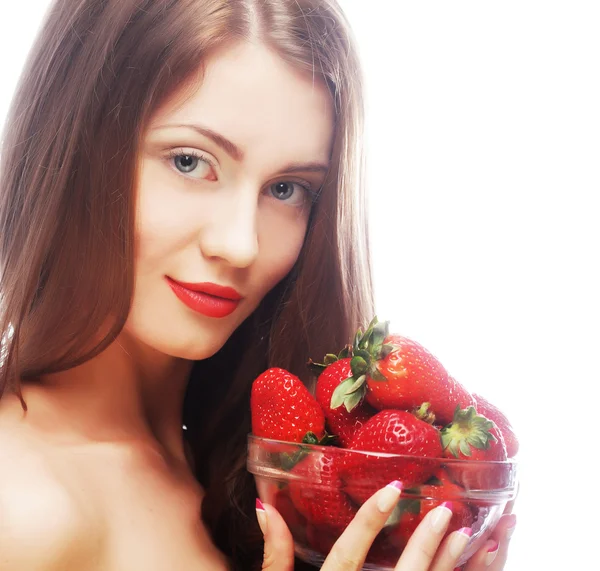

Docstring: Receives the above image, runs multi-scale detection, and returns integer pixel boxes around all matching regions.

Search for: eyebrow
[153,123,329,175]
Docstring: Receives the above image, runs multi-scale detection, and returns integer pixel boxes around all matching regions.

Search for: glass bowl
[247,434,518,570]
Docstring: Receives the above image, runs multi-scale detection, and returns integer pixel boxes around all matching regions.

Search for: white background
[1,1,598,569]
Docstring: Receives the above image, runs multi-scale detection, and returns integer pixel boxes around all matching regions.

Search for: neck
[30,332,194,464]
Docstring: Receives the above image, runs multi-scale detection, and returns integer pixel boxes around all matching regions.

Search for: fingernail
[430,501,453,533]
[256,498,268,535]
[377,480,403,512]
[485,540,499,566]
[449,527,472,558]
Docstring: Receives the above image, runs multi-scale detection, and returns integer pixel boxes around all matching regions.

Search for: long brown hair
[0,0,373,568]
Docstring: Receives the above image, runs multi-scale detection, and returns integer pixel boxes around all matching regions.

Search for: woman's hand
[459,513,517,571]
[256,482,516,571]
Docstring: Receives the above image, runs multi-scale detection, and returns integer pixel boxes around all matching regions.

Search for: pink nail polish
[256,498,265,511]
[458,527,473,537]
[440,501,453,511]
[485,540,500,565]
[386,480,403,491]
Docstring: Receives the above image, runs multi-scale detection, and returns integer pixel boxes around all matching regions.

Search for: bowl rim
[247,433,519,467]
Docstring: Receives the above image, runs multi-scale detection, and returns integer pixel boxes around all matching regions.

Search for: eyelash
[165,148,321,204]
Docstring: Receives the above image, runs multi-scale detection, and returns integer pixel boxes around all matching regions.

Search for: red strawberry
[251,368,325,443]
[315,358,376,446]
[390,469,475,549]
[328,318,474,426]
[367,336,474,425]
[307,521,400,567]
[306,524,338,556]
[289,450,357,531]
[474,393,519,458]
[272,486,308,545]
[342,409,443,504]
[441,406,509,490]
[366,534,402,567]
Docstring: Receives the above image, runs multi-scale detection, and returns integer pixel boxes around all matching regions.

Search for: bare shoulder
[0,413,105,570]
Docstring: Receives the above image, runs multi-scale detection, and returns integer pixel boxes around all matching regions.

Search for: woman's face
[126,41,334,360]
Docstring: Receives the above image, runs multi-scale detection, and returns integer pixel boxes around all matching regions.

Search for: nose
[199,188,259,268]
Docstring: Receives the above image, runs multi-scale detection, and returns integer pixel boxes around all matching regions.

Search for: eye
[268,181,313,206]
[175,154,199,173]
[168,150,217,181]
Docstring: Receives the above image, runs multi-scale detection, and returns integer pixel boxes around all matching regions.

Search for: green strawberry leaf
[280,432,336,472]
[345,374,366,395]
[324,353,339,365]
[279,449,307,471]
[399,497,421,514]
[379,343,398,359]
[302,431,319,445]
[353,328,364,351]
[338,345,353,359]
[344,389,364,413]
[369,365,388,382]
[353,348,371,363]
[423,475,443,486]
[350,356,368,376]
[330,377,355,409]
[370,321,389,352]
[385,497,421,527]
[459,439,472,456]
[306,358,327,376]
[318,433,338,446]
[357,316,378,350]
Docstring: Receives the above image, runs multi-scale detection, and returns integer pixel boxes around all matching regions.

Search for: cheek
[134,160,197,272]
[253,209,309,293]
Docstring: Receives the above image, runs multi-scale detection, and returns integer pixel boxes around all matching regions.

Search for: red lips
[166,277,242,318]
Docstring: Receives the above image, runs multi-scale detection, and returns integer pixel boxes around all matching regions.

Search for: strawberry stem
[414,402,436,424]
[440,406,498,458]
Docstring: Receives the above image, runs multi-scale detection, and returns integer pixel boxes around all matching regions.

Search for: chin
[121,315,235,362]
[155,330,233,361]
[167,342,225,361]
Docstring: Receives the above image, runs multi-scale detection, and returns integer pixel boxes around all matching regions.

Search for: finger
[456,538,498,570]
[428,526,473,571]
[394,502,458,570]
[463,514,517,571]
[257,498,295,571]
[503,498,516,515]
[321,480,403,571]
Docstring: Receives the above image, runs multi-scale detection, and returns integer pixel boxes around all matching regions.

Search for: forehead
[150,41,335,165]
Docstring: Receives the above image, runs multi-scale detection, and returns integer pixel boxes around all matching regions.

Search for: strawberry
[441,406,509,490]
[289,450,357,531]
[308,520,399,567]
[328,317,474,426]
[272,486,308,545]
[314,357,376,447]
[251,367,325,443]
[306,524,338,557]
[473,393,519,458]
[342,409,443,504]
[387,469,475,549]
[367,339,474,425]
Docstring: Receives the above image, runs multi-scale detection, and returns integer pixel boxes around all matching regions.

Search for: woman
[0,0,515,569]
